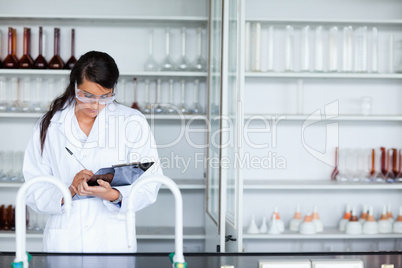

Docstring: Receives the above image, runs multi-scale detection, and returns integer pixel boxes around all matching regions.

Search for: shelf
[0,178,205,190]
[0,227,205,240]
[0,70,207,78]
[0,14,208,23]
[245,72,402,79]
[245,18,402,26]
[243,180,402,190]
[0,112,207,121]
[244,114,402,122]
[243,227,402,240]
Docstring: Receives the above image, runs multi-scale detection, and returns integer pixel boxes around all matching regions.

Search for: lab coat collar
[53,102,115,149]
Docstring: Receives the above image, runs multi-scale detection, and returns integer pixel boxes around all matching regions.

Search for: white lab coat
[23,102,162,253]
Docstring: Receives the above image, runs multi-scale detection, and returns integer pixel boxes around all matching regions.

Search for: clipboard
[87,162,154,187]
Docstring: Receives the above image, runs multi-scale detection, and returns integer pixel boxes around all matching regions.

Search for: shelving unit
[0,0,209,253]
[239,0,402,253]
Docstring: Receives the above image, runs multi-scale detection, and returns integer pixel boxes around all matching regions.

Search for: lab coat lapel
[83,103,112,150]
[57,104,83,149]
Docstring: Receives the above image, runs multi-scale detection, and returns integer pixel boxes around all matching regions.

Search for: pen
[65,147,87,170]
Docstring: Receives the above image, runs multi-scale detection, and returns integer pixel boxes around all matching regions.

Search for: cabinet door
[205,0,244,252]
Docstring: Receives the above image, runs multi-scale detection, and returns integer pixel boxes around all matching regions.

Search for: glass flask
[34,26,48,69]
[160,28,174,71]
[64,28,77,69]
[178,80,188,114]
[385,148,396,182]
[165,79,177,114]
[7,77,20,112]
[175,27,190,71]
[19,27,34,69]
[284,25,294,72]
[3,28,19,68]
[48,28,64,69]
[20,77,31,112]
[144,29,158,71]
[330,147,339,181]
[191,27,207,72]
[0,77,6,112]
[189,79,202,114]
[395,149,402,182]
[142,79,152,114]
[154,79,164,114]
[31,77,44,112]
[131,78,141,110]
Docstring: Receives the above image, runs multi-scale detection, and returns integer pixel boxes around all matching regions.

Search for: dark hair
[39,51,119,154]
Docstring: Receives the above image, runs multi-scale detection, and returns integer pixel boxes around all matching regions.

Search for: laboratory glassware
[144,29,158,71]
[189,79,202,114]
[165,79,177,114]
[48,28,64,69]
[251,23,261,72]
[160,28,174,71]
[330,147,339,181]
[385,149,396,182]
[314,26,324,72]
[191,27,207,72]
[20,77,31,112]
[300,25,310,72]
[328,26,338,72]
[154,79,164,114]
[267,25,274,72]
[64,29,77,69]
[19,28,34,69]
[284,25,294,72]
[31,77,44,112]
[175,27,190,71]
[342,26,353,72]
[0,77,6,112]
[3,28,19,69]
[371,27,378,73]
[34,26,48,69]
[131,78,141,110]
[142,79,152,114]
[7,77,20,112]
[178,80,188,114]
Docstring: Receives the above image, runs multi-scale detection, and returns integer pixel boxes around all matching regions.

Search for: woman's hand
[70,169,94,196]
[76,177,120,202]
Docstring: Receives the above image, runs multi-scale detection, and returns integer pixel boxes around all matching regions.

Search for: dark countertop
[1,251,401,268]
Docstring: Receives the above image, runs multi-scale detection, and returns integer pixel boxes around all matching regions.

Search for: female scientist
[23,51,162,252]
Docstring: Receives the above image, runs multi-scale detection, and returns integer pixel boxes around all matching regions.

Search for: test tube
[328,27,338,72]
[315,26,324,72]
[342,26,353,72]
[301,25,310,72]
[245,22,251,72]
[267,25,274,72]
[285,25,294,72]
[371,27,378,73]
[252,23,261,72]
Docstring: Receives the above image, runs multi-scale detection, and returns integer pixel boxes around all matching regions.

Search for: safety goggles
[75,84,116,105]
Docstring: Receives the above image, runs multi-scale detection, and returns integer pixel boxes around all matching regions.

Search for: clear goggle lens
[75,86,116,105]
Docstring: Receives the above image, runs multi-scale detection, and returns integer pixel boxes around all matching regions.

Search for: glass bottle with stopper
[48,28,64,69]
[64,28,77,69]
[34,26,48,69]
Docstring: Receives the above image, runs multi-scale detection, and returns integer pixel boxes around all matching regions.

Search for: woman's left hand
[76,178,120,201]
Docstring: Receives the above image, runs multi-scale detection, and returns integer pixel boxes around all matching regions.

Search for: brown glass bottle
[2,205,11,231]
[0,205,4,230]
[34,26,48,69]
[64,28,77,69]
[19,27,34,69]
[330,147,339,180]
[48,28,64,69]
[3,27,19,68]
[131,78,141,110]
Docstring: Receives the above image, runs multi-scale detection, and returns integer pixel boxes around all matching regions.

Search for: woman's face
[75,79,114,119]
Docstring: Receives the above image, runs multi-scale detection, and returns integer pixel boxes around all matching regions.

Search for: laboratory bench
[0,251,401,268]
